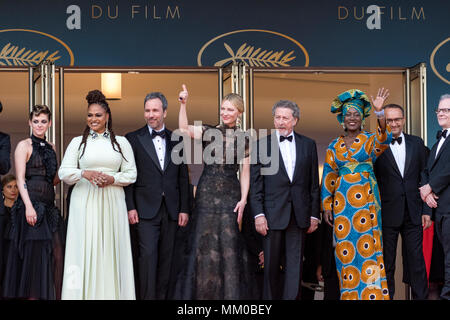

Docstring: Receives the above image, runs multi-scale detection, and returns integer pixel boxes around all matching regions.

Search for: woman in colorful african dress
[321,88,392,300]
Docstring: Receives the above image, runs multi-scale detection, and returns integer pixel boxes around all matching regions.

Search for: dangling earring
[236,115,242,129]
[104,119,110,137]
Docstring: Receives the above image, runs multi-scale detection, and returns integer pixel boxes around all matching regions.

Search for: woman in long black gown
[2,105,63,300]
[1,174,18,290]
[175,85,257,300]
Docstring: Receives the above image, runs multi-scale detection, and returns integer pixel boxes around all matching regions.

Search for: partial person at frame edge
[420,94,450,300]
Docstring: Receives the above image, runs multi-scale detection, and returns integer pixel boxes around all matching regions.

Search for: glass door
[29,60,56,142]
[219,62,250,129]
[405,62,427,143]
[404,62,427,300]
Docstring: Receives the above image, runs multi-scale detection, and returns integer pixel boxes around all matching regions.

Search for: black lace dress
[2,135,64,300]
[175,124,258,300]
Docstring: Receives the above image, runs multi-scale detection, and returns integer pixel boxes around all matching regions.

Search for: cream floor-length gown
[59,134,137,300]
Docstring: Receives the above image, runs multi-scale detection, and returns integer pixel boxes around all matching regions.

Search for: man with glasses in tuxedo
[374,103,430,300]
[420,94,450,300]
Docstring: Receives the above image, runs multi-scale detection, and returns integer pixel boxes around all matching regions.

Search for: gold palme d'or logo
[430,37,450,85]
[0,29,74,66]
[215,42,296,67]
[197,29,309,67]
[0,42,60,66]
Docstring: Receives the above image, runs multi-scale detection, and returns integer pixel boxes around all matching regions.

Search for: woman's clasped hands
[82,170,114,188]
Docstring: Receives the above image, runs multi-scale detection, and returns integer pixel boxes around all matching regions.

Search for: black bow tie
[391,136,402,145]
[279,135,293,142]
[151,130,166,139]
[436,129,448,140]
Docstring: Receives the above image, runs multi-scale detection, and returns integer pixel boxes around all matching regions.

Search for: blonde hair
[222,93,244,113]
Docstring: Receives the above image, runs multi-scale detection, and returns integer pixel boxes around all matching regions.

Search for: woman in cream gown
[59,90,137,300]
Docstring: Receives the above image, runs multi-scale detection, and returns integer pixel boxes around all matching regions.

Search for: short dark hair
[29,105,51,120]
[144,92,168,112]
[272,100,300,120]
[1,174,16,188]
[383,104,404,117]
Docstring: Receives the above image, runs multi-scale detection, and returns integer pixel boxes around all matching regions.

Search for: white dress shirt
[276,130,296,182]
[436,129,448,158]
[148,125,166,170]
[390,132,406,177]
[255,131,319,222]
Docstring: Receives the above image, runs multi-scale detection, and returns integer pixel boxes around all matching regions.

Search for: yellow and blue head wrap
[331,89,372,126]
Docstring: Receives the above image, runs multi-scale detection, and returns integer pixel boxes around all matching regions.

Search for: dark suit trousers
[263,211,306,300]
[382,202,428,300]
[136,200,177,300]
[435,214,450,300]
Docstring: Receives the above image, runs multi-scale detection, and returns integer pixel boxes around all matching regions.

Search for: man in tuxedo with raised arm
[374,104,430,300]
[420,94,450,300]
[125,92,190,300]
[249,100,320,300]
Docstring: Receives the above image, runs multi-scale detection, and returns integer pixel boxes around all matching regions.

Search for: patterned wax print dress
[321,125,392,300]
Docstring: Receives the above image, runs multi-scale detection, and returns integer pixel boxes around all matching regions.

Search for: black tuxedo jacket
[0,132,11,215]
[124,126,190,220]
[249,132,320,230]
[374,133,431,227]
[421,133,450,218]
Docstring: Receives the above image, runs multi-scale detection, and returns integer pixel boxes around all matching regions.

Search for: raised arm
[178,84,203,140]
[371,87,390,133]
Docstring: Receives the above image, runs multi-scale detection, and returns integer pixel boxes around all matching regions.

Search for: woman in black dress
[2,105,64,300]
[175,85,257,300]
[1,174,18,289]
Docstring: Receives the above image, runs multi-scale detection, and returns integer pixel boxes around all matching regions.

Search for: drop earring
[236,116,242,129]
[104,120,110,137]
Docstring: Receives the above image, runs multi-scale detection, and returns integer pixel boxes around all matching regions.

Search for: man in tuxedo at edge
[249,100,320,300]
[125,92,190,300]
[374,103,431,300]
[420,94,450,300]
[0,101,11,293]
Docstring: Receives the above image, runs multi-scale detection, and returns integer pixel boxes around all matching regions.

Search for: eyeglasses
[386,118,404,124]
[435,108,450,114]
